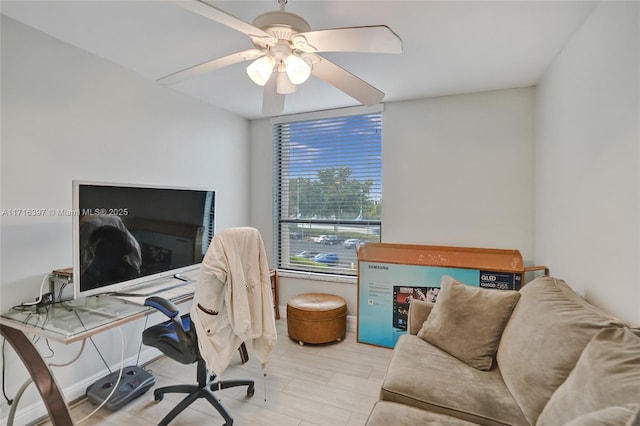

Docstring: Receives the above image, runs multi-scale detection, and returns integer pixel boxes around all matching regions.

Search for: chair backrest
[143,297,200,365]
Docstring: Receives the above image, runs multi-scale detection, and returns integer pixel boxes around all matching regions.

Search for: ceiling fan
[158,0,403,115]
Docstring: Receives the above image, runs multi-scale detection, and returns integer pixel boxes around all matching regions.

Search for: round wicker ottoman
[287,293,347,345]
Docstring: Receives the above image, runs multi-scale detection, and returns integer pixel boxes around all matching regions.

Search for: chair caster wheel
[247,385,255,397]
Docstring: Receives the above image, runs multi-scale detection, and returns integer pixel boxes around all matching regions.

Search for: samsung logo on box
[368,264,389,270]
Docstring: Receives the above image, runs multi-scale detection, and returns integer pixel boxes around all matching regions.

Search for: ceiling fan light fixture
[247,55,276,86]
[169,0,403,115]
[284,54,311,85]
[276,71,297,94]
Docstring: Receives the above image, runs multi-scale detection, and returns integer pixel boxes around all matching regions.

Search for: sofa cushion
[537,327,640,426]
[496,277,627,425]
[407,299,435,335]
[381,334,528,426]
[417,275,520,371]
[562,404,640,426]
[366,401,481,426]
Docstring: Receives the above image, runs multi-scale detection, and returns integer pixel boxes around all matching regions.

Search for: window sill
[276,269,357,285]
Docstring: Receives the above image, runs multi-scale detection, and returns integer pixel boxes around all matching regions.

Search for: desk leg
[0,324,73,426]
[270,269,280,320]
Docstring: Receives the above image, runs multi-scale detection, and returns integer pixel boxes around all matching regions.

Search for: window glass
[273,110,382,276]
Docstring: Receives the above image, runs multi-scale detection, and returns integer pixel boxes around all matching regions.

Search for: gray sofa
[366,276,640,426]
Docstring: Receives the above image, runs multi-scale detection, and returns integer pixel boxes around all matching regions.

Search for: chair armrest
[145,296,180,318]
[407,300,435,335]
[144,296,192,347]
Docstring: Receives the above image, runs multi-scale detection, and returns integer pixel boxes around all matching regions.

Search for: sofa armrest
[407,300,435,335]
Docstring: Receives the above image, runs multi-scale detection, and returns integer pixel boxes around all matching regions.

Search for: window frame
[272,105,383,277]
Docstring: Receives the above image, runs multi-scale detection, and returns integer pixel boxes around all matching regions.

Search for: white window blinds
[273,107,382,276]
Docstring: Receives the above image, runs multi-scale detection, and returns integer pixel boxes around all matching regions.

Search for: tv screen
[72,181,215,299]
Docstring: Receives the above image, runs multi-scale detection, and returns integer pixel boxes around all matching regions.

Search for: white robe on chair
[190,227,278,376]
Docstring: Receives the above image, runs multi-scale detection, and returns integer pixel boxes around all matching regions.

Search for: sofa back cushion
[536,327,640,426]
[562,405,640,426]
[496,277,627,424]
[417,275,520,370]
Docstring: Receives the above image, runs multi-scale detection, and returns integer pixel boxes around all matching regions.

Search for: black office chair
[142,296,254,426]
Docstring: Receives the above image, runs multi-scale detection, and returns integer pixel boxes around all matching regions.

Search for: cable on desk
[73,309,113,374]
[41,338,55,360]
[6,379,31,426]
[49,339,87,368]
[57,281,69,303]
[1,338,14,405]
[34,305,54,359]
[75,327,126,424]
[134,314,149,367]
[17,304,52,353]
[20,274,50,307]
[7,304,48,347]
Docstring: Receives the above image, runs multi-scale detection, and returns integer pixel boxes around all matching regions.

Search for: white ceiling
[1,1,597,119]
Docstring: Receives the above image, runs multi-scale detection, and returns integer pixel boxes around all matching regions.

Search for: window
[273,106,382,276]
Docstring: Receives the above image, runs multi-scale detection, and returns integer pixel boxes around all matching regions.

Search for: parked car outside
[320,235,342,245]
[295,250,321,259]
[290,231,305,240]
[312,235,328,243]
[342,238,361,248]
[313,253,339,265]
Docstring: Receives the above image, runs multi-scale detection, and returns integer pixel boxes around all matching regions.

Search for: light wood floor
[47,320,392,426]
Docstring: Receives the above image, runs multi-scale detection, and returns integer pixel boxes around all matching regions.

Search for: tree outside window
[273,109,382,275]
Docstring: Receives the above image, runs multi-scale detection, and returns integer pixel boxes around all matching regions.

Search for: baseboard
[5,347,161,426]
[346,315,357,333]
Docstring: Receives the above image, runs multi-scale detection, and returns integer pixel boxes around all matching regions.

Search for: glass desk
[0,269,281,425]
[0,296,187,426]
[2,296,151,343]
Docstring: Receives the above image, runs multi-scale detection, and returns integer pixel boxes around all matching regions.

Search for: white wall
[383,88,535,257]
[536,1,640,324]
[1,16,250,423]
[250,87,536,316]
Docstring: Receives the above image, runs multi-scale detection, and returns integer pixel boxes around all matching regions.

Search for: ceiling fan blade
[292,26,402,54]
[311,56,384,106]
[177,0,276,45]
[263,72,285,115]
[157,49,263,85]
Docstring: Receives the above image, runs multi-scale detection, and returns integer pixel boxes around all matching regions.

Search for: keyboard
[112,279,195,305]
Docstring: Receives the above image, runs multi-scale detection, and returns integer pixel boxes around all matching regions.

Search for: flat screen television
[72,181,215,299]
